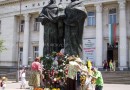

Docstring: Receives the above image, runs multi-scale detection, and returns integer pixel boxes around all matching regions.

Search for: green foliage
[41,55,54,70]
[0,39,6,52]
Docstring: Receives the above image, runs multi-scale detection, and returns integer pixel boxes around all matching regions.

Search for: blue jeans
[95,85,103,90]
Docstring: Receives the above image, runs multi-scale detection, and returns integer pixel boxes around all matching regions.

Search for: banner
[83,38,96,63]
[113,23,117,45]
[109,24,116,45]
[109,24,112,45]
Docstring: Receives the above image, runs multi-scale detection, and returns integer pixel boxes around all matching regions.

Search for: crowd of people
[103,59,116,71]
[17,57,116,90]
[26,55,104,90]
[0,55,104,90]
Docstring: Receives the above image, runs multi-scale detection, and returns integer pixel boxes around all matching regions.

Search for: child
[0,77,7,90]
[20,67,26,89]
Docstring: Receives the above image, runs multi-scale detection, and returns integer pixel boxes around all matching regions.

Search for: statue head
[48,0,56,4]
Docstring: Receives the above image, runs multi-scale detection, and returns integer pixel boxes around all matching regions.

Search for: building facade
[0,0,130,70]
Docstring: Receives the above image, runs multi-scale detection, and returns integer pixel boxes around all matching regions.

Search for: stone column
[95,3,103,68]
[39,23,44,57]
[118,0,127,70]
[22,14,30,66]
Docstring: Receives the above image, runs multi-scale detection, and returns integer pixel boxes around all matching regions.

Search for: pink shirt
[31,61,42,72]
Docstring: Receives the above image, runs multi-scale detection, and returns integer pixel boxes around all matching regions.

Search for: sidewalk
[104,84,130,90]
[1,80,130,90]
[0,80,30,90]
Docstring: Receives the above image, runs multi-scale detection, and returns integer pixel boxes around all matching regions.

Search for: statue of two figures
[37,0,87,56]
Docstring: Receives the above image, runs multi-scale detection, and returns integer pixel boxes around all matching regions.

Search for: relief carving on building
[95,3,102,13]
[118,0,126,10]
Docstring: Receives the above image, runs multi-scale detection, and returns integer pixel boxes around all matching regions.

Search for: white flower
[59,69,63,72]
[63,63,65,66]
[54,78,57,81]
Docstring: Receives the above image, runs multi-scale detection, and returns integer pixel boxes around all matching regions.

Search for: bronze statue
[38,0,65,55]
[64,0,87,55]
[37,0,87,56]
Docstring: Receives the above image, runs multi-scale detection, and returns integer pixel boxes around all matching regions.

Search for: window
[87,12,96,26]
[109,9,116,24]
[34,19,40,31]
[19,47,23,62]
[33,46,39,58]
[20,20,24,32]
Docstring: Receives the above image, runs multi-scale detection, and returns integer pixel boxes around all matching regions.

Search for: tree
[0,39,6,52]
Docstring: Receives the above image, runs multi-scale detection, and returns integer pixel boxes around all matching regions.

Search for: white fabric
[21,77,26,85]
[85,76,93,90]
[1,82,6,90]
[21,72,26,77]
[69,61,79,66]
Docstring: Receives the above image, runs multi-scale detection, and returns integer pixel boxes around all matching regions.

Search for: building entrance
[107,43,118,67]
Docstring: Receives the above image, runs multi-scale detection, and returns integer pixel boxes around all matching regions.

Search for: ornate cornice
[23,13,31,22]
[0,0,44,18]
[0,0,19,6]
[95,3,102,13]
[83,0,117,5]
[118,0,126,10]
[0,0,30,6]
[0,7,41,19]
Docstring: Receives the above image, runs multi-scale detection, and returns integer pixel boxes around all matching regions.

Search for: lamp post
[16,0,22,82]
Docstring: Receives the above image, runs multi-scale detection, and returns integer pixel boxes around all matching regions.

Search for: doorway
[107,43,118,67]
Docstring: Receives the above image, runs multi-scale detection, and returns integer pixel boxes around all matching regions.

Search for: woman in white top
[20,67,26,89]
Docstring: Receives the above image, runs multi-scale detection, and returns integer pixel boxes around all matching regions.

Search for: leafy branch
[0,39,6,52]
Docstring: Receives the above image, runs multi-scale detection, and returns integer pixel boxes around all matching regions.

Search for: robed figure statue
[64,0,87,55]
[38,0,65,55]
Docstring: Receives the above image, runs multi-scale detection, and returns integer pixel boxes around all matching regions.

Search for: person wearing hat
[66,57,87,90]
[75,58,88,90]
[91,67,104,90]
[1,77,7,90]
[28,57,43,89]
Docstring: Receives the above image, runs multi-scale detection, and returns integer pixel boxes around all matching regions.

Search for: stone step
[1,69,130,84]
[101,71,130,84]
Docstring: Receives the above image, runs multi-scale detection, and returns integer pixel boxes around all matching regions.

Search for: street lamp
[16,0,22,82]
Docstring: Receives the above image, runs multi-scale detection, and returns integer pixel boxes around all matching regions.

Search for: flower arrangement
[34,88,44,90]
[80,74,86,86]
[52,88,60,90]
[91,77,96,84]
[44,88,50,90]
[41,52,68,89]
[40,52,88,89]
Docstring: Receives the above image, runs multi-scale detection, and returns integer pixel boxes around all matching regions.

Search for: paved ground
[1,80,130,90]
[103,84,130,90]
